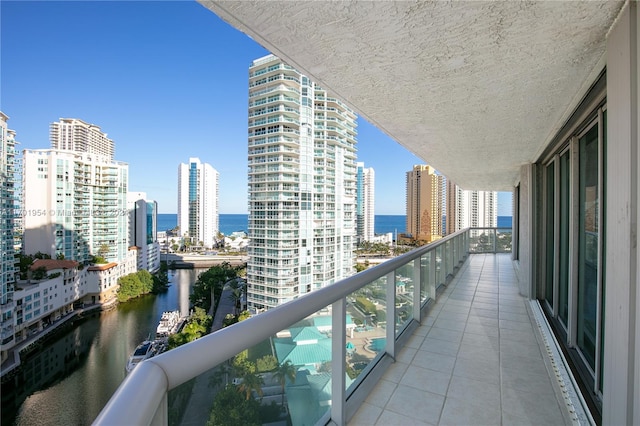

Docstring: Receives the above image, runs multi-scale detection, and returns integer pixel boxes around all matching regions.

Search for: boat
[155,310,184,339]
[125,340,160,374]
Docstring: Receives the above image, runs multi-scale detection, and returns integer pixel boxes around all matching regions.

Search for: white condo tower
[247,54,358,311]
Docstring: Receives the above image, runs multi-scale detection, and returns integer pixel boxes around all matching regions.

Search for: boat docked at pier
[155,310,184,339]
[125,340,163,374]
[125,311,185,374]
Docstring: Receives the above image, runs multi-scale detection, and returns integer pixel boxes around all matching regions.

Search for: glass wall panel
[346,279,387,392]
[395,262,414,336]
[435,245,444,287]
[420,253,433,306]
[599,110,606,393]
[558,150,570,326]
[578,125,599,371]
[545,163,555,308]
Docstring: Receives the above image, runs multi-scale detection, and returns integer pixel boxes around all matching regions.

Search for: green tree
[98,243,110,259]
[17,254,34,279]
[228,287,243,315]
[190,263,241,312]
[207,385,260,426]
[137,270,154,293]
[273,360,296,407]
[237,310,251,322]
[237,371,264,401]
[256,355,278,373]
[117,274,142,302]
[152,265,170,293]
[32,266,48,280]
[168,308,212,349]
[91,255,107,264]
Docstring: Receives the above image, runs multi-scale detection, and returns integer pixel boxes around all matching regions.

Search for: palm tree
[237,371,264,401]
[273,360,297,408]
[229,287,242,315]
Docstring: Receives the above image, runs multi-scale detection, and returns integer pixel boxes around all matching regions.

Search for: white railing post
[492,228,497,253]
[413,258,421,322]
[331,297,346,425]
[386,271,396,358]
[429,250,437,300]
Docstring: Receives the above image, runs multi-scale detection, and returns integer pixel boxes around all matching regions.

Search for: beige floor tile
[385,384,445,423]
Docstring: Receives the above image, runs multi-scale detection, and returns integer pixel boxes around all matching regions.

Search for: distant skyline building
[127,192,160,273]
[356,162,375,243]
[1,112,18,361]
[405,165,444,243]
[50,118,114,160]
[247,54,358,311]
[445,180,497,234]
[177,157,219,248]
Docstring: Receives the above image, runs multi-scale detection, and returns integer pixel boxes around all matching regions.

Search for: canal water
[2,269,203,426]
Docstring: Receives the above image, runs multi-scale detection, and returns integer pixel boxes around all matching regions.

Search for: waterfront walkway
[349,254,574,425]
[179,280,238,426]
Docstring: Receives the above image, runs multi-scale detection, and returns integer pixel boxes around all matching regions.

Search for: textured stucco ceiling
[199,0,624,190]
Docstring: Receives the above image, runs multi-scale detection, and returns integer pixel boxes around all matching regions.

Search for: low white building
[85,247,137,305]
[12,259,84,344]
[369,233,393,245]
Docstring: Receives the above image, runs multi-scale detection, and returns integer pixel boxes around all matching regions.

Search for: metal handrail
[94,228,499,425]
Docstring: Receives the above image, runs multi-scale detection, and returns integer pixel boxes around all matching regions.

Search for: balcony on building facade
[95,227,584,426]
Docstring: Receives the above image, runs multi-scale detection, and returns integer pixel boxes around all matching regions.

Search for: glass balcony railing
[95,228,509,425]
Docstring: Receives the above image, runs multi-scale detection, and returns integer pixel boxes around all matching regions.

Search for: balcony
[95,228,582,425]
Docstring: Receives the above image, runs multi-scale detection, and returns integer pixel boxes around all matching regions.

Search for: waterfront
[2,269,202,426]
[158,214,512,236]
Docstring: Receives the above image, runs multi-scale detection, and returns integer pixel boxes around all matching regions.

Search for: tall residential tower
[406,165,444,243]
[356,162,375,243]
[445,180,497,234]
[50,118,114,160]
[22,119,133,308]
[247,54,358,311]
[0,112,18,362]
[177,158,219,248]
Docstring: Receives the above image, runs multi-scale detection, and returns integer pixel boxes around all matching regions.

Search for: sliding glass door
[540,106,606,405]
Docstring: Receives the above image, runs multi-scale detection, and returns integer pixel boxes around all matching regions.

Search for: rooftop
[30,258,79,271]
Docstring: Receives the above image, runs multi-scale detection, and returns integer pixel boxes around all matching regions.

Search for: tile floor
[349,253,570,426]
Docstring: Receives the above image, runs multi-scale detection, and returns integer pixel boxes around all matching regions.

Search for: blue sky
[2,1,512,215]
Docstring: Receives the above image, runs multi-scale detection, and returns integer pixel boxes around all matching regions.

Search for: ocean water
[157,214,513,236]
[157,214,247,236]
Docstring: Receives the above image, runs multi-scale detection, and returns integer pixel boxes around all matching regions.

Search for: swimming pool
[368,337,386,352]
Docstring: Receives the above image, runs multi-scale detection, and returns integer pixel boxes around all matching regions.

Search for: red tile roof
[87,262,118,271]
[30,259,79,271]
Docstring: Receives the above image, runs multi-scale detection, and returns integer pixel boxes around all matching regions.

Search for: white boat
[125,340,158,374]
[155,310,184,339]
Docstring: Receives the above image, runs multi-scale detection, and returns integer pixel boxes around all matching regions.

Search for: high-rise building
[22,149,129,264]
[445,180,497,234]
[247,54,358,311]
[177,157,219,249]
[356,162,375,244]
[50,118,114,160]
[0,112,18,363]
[405,165,444,243]
[127,192,160,272]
